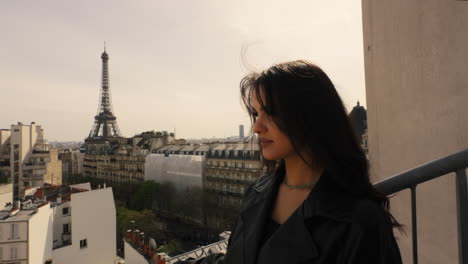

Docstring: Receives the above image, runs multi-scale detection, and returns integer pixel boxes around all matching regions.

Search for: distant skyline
[1,1,366,141]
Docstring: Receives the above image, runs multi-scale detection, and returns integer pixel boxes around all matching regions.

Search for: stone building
[59,149,85,184]
[83,131,174,184]
[204,141,262,208]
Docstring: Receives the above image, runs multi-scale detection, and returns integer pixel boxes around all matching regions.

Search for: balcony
[0,176,11,184]
[32,150,49,154]
[374,148,468,264]
[22,174,44,180]
[182,149,468,264]
[23,162,46,170]
[53,238,72,250]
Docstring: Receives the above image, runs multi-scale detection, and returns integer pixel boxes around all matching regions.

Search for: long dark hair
[240,60,404,232]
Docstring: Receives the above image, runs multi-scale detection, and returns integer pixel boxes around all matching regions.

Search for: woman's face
[251,89,296,161]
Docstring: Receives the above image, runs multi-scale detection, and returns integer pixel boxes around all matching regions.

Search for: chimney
[57,194,62,204]
[103,183,106,188]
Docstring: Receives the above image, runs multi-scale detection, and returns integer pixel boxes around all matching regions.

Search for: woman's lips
[260,139,273,147]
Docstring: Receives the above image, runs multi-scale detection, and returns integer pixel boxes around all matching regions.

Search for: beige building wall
[44,149,62,185]
[0,123,62,199]
[362,1,468,263]
[52,187,116,264]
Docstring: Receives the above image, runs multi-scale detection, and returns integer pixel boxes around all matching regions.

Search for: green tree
[129,181,159,211]
[156,239,183,256]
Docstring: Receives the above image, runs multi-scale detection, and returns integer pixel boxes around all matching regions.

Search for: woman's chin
[262,151,282,161]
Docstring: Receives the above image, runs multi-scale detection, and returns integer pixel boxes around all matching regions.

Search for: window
[234,162,237,168]
[216,161,220,167]
[63,224,70,234]
[80,239,88,248]
[10,223,18,239]
[224,162,227,167]
[242,163,245,169]
[10,247,17,260]
[62,207,70,216]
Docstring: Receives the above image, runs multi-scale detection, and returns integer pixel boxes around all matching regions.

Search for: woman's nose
[252,118,266,134]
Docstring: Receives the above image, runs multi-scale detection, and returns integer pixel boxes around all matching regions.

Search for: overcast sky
[1,0,366,141]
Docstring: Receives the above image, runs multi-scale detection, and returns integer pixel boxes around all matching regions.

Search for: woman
[186,60,403,264]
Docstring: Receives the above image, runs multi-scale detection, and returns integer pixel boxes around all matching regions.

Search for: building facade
[0,202,54,264]
[204,142,263,208]
[84,131,174,184]
[0,122,62,200]
[59,149,85,183]
[362,1,468,263]
[0,183,117,264]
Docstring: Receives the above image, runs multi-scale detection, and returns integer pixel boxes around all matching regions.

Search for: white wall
[70,183,91,191]
[0,221,28,262]
[145,154,204,189]
[53,187,116,264]
[0,221,28,242]
[52,201,72,248]
[29,205,54,264]
[0,242,27,263]
[124,240,149,264]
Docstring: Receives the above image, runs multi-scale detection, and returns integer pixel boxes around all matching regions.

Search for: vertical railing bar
[456,168,468,264]
[411,185,418,264]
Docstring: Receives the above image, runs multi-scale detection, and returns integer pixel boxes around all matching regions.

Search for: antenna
[104,41,106,52]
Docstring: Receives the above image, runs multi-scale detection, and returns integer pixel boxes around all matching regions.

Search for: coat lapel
[239,170,280,264]
[240,166,282,264]
[255,207,320,263]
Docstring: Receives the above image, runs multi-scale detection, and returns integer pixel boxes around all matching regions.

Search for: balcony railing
[32,150,50,154]
[23,162,46,167]
[164,239,228,264]
[374,148,468,264]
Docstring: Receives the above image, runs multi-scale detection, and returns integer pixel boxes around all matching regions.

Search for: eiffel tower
[86,46,122,142]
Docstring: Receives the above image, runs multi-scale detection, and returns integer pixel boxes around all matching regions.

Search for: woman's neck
[283,153,323,187]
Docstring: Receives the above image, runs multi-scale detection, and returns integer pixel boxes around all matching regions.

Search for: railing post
[456,168,468,264]
[410,185,418,264]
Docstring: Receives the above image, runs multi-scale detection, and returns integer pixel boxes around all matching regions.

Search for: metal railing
[374,148,468,264]
[164,239,228,264]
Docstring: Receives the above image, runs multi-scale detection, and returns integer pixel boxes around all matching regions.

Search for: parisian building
[84,131,175,184]
[59,149,85,183]
[204,141,262,208]
[150,141,263,208]
[0,122,62,201]
[0,182,116,264]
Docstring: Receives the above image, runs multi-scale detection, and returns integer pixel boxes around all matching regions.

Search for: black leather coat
[186,166,403,264]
